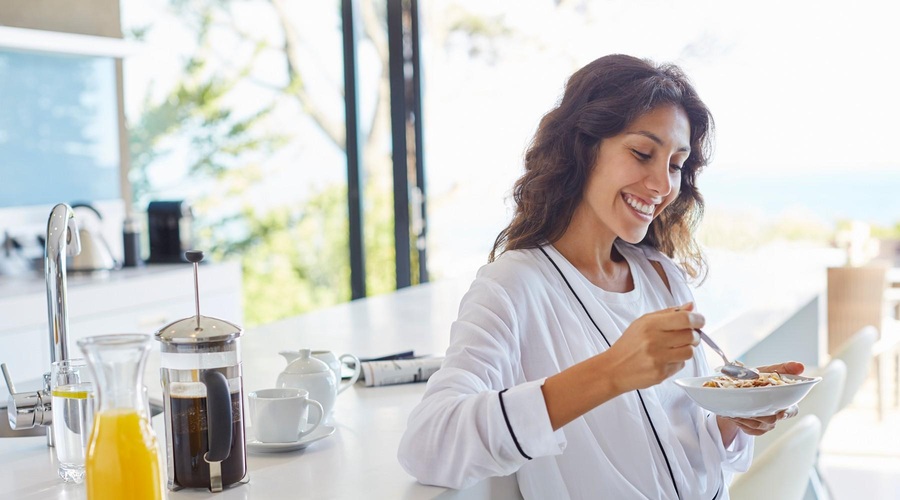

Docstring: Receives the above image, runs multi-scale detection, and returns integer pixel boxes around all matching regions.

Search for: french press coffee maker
[155,250,247,492]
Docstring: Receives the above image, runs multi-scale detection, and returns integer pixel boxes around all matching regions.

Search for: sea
[699,167,900,229]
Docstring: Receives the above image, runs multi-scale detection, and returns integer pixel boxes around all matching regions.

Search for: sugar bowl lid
[155,314,242,344]
[280,348,331,374]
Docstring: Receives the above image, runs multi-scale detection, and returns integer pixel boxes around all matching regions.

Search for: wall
[0,0,122,37]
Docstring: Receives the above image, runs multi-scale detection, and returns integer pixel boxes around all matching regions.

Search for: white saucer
[246,424,335,453]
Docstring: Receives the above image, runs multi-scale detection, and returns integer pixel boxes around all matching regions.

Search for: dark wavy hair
[489,54,714,279]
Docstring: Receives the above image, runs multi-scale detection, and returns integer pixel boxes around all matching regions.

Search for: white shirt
[398,242,753,500]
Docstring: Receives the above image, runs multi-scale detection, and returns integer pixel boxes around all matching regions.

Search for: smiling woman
[399,54,803,500]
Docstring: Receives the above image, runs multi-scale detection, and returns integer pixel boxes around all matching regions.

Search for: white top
[398,242,753,500]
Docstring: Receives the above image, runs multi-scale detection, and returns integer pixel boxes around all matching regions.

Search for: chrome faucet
[45,203,80,364]
[2,203,81,442]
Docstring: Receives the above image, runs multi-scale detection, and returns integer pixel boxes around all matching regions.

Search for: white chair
[754,359,846,456]
[753,359,847,499]
[831,326,877,412]
[730,415,822,500]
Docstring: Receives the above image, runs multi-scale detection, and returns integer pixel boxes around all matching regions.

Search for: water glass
[50,359,95,483]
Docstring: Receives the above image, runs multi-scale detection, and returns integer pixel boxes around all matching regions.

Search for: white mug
[312,350,361,395]
[249,388,323,443]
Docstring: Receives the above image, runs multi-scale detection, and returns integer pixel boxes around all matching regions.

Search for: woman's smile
[622,193,658,220]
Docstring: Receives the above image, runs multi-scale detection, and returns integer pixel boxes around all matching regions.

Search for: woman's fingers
[648,309,704,348]
[689,330,700,347]
[756,361,805,375]
[725,404,799,436]
[669,345,695,361]
[778,404,799,420]
[614,305,707,388]
[728,415,777,435]
[664,310,705,331]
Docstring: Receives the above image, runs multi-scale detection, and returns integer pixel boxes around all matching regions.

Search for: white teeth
[624,195,654,216]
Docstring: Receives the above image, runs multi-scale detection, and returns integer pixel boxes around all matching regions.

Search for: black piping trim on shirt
[538,246,613,346]
[498,388,533,460]
[634,388,681,500]
[538,246,682,500]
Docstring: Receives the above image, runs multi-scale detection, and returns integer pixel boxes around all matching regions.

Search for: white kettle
[67,203,117,272]
[276,349,336,423]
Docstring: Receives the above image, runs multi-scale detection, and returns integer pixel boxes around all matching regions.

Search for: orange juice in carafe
[85,409,161,499]
[78,334,162,500]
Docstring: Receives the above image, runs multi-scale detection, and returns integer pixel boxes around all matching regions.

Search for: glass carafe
[78,334,162,500]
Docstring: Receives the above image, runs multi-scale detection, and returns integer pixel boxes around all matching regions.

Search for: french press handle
[202,370,233,492]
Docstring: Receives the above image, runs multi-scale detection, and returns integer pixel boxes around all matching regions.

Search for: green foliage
[699,208,833,250]
[363,181,397,296]
[125,2,358,327]
[232,187,351,326]
[870,222,900,239]
[128,22,285,208]
[126,0,494,326]
[193,177,397,326]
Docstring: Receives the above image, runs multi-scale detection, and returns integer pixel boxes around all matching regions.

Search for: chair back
[730,415,821,500]
[831,326,878,412]
[753,358,846,457]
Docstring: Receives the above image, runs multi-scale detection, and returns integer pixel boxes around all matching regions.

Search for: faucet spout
[45,203,81,364]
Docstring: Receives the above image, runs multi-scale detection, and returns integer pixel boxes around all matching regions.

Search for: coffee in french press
[155,250,247,492]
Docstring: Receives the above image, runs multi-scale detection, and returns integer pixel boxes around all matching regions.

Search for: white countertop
[0,278,522,499]
[0,244,839,499]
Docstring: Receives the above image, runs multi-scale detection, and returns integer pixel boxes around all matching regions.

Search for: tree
[125,0,520,325]
[127,0,409,325]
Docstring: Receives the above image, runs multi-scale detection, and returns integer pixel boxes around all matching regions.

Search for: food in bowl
[702,372,799,389]
[675,373,821,418]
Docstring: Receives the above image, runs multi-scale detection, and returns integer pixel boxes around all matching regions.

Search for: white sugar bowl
[276,348,337,422]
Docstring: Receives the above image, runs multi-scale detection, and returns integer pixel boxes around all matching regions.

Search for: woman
[398,54,801,499]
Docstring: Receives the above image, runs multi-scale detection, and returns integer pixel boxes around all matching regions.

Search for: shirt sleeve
[397,277,566,489]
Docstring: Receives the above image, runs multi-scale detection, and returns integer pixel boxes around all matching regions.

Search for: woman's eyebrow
[628,131,690,153]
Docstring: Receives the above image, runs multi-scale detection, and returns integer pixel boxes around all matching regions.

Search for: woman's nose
[645,161,673,196]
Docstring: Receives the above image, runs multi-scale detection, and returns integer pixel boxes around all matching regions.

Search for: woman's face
[581,104,691,244]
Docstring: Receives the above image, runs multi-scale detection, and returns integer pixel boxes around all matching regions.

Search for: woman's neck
[552,216,632,292]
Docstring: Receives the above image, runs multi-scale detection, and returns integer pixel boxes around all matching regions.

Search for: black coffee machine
[147,200,193,263]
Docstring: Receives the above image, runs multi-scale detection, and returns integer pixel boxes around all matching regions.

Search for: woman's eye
[669,164,684,173]
[632,149,651,160]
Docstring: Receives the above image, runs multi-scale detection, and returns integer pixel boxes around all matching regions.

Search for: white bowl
[674,374,821,418]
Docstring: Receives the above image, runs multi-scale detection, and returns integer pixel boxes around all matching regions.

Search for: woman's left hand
[716,361,804,440]
[724,404,800,436]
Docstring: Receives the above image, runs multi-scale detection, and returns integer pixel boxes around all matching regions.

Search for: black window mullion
[341,0,367,299]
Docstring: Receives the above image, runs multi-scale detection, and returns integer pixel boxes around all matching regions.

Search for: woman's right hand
[542,302,704,430]
[603,302,704,393]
